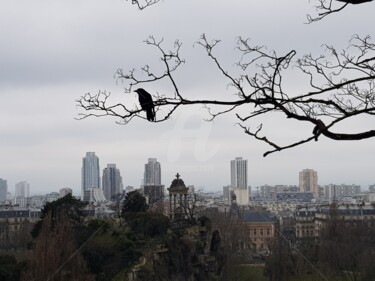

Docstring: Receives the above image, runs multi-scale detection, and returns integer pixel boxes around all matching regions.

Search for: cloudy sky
[1,0,374,195]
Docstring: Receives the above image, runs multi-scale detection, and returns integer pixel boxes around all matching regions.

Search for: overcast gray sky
[1,0,374,195]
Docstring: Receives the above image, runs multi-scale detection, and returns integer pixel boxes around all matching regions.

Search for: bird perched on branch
[134,88,155,121]
[336,0,372,4]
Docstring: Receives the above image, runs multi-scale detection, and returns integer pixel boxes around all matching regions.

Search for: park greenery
[1,193,375,280]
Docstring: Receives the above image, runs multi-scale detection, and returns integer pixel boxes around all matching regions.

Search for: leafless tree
[77,33,375,157]
[317,207,375,281]
[22,212,95,281]
[307,0,373,23]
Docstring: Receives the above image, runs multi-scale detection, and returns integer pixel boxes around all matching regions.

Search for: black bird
[336,0,372,4]
[134,88,155,121]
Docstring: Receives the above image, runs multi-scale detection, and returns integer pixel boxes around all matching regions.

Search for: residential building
[276,192,313,203]
[324,184,361,202]
[102,164,123,201]
[295,207,317,239]
[0,206,39,249]
[294,205,375,239]
[233,188,249,206]
[243,211,275,251]
[83,188,107,203]
[231,157,248,189]
[144,158,161,185]
[143,185,164,204]
[223,185,231,205]
[142,159,163,207]
[0,179,7,203]
[299,169,318,198]
[15,181,30,198]
[81,152,100,201]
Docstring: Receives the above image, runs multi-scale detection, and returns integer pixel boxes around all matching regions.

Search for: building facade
[102,164,123,201]
[81,152,100,201]
[324,184,361,202]
[231,157,248,189]
[143,185,164,205]
[233,188,249,206]
[299,169,318,198]
[0,179,7,203]
[144,158,161,186]
[83,188,107,203]
[294,205,375,239]
[15,181,30,198]
[243,211,275,251]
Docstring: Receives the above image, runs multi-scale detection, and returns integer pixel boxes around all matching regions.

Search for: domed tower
[168,173,189,220]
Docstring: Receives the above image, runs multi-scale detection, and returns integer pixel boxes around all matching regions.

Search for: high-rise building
[299,169,318,198]
[230,157,248,189]
[81,152,100,201]
[15,181,30,198]
[144,158,161,185]
[102,164,123,201]
[0,178,7,202]
[143,158,163,204]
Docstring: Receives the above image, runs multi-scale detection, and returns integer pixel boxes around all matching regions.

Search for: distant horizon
[1,153,373,197]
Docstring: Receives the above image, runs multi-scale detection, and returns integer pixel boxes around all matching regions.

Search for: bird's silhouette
[336,0,372,4]
[134,88,155,121]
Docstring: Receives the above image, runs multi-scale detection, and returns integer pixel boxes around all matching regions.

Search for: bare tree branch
[77,34,375,156]
[307,0,373,23]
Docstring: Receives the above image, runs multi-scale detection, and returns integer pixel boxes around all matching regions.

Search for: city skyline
[1,152,374,197]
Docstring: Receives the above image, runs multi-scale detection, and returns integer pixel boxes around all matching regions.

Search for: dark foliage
[82,230,142,281]
[127,212,170,238]
[31,193,87,238]
[121,191,149,221]
[0,255,25,281]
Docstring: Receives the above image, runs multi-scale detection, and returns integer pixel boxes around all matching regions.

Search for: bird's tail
[146,107,155,121]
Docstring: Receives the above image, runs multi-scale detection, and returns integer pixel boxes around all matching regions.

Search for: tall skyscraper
[230,157,248,189]
[144,158,161,185]
[15,181,30,198]
[0,178,7,202]
[102,164,123,201]
[142,158,163,204]
[299,169,318,198]
[81,152,100,200]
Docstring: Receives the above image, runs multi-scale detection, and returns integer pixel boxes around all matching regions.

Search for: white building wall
[233,188,249,206]
[230,157,248,189]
